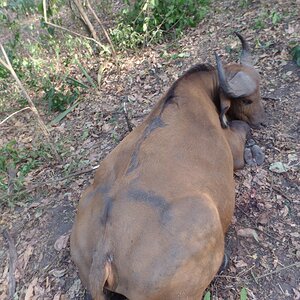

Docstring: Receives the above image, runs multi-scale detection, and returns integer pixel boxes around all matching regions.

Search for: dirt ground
[0,0,299,299]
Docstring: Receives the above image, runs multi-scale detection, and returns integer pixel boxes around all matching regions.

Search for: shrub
[111,0,210,49]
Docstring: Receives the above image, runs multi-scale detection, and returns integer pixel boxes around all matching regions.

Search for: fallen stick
[2,229,17,300]
[256,262,300,280]
[0,107,31,125]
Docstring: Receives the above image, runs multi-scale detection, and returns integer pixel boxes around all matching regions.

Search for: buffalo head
[215,32,266,129]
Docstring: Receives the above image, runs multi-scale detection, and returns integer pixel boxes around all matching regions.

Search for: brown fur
[71,61,265,299]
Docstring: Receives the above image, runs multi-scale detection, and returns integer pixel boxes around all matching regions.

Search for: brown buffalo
[71,33,265,300]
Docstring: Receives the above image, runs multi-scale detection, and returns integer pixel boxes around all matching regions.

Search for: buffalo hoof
[244,143,265,166]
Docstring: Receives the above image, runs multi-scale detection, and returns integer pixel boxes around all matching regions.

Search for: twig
[29,164,99,190]
[43,0,47,22]
[0,107,31,125]
[49,164,99,181]
[250,269,258,284]
[73,0,99,42]
[2,229,17,300]
[236,265,255,277]
[86,0,116,59]
[262,96,280,101]
[42,0,106,51]
[255,226,282,244]
[256,262,300,280]
[215,274,242,280]
[0,165,99,202]
[122,101,133,132]
[0,44,60,161]
[272,186,293,202]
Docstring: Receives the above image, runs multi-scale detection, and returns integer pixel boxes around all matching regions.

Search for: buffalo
[71,32,265,300]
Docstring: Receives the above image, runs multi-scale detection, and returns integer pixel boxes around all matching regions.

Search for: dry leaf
[54,234,69,251]
[280,205,289,217]
[25,278,38,300]
[50,269,67,278]
[53,292,61,300]
[23,245,34,270]
[269,162,290,173]
[235,260,248,268]
[237,228,259,242]
[258,212,270,225]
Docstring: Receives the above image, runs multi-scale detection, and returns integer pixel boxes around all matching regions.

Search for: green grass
[252,10,283,30]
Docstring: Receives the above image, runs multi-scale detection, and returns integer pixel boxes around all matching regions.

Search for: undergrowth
[110,0,211,49]
[0,140,52,207]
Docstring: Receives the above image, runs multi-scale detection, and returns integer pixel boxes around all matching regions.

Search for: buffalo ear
[215,52,257,99]
[219,93,231,128]
[227,71,256,98]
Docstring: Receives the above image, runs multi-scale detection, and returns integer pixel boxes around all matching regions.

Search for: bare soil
[0,0,299,299]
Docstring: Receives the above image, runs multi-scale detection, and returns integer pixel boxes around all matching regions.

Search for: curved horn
[215,52,256,98]
[234,31,253,66]
[215,52,231,95]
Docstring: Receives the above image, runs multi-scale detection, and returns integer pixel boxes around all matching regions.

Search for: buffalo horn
[215,52,256,98]
[234,31,253,66]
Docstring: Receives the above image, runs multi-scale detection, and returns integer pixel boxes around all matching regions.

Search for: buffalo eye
[242,99,253,105]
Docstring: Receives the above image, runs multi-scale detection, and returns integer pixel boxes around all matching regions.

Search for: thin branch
[273,186,293,202]
[73,0,99,42]
[42,0,106,51]
[43,0,47,22]
[122,101,133,132]
[86,0,116,58]
[0,107,31,125]
[29,164,99,190]
[0,44,60,161]
[2,229,17,300]
[0,165,100,202]
[46,21,105,50]
[256,262,300,280]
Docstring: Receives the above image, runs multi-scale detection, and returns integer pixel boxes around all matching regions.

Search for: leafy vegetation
[0,140,52,206]
[240,287,248,300]
[110,0,210,49]
[253,10,282,30]
[238,0,250,8]
[0,30,93,112]
[203,290,211,300]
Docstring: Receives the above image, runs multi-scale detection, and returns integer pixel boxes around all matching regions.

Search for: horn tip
[214,52,221,63]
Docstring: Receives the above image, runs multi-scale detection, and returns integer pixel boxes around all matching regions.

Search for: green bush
[111,0,210,49]
[0,140,51,203]
[43,84,80,112]
[0,0,36,14]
